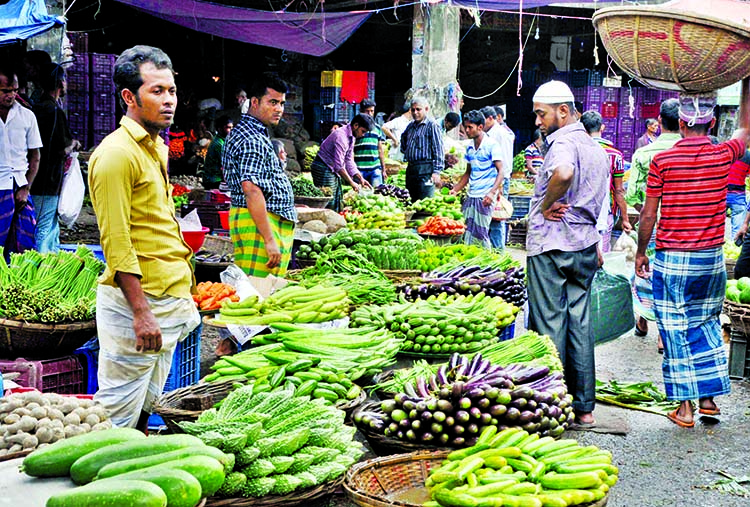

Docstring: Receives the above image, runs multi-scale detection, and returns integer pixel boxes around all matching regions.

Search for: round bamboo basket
[723,299,750,335]
[152,379,238,432]
[593,0,750,92]
[0,318,97,359]
[345,450,609,507]
[205,476,343,507]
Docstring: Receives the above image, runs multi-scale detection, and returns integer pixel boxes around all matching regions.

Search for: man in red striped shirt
[636,88,750,428]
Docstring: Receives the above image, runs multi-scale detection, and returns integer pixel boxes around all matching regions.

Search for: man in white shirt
[0,67,41,253]
[482,106,514,248]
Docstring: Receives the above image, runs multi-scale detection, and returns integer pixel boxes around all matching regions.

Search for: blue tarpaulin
[0,0,64,45]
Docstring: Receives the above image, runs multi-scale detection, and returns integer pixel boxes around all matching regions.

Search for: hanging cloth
[340,71,369,104]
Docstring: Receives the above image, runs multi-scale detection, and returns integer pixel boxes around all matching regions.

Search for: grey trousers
[527,244,599,413]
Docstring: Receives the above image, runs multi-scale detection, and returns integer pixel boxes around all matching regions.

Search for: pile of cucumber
[22,428,230,507]
[426,427,618,507]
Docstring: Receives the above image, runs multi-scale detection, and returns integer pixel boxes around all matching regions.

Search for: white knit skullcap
[533,81,575,104]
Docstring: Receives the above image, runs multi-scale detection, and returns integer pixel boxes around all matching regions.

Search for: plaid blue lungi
[462,197,492,249]
[652,247,730,401]
[0,187,36,256]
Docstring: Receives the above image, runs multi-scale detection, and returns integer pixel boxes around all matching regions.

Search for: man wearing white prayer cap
[525,80,610,428]
[636,87,750,428]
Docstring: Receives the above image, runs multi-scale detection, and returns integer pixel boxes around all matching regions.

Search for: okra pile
[215,285,349,326]
[351,292,518,355]
[426,427,618,507]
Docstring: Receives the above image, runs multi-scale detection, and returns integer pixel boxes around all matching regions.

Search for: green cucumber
[70,434,204,485]
[295,379,318,397]
[95,445,232,479]
[158,455,227,496]
[22,427,145,478]
[102,468,201,507]
[46,479,167,507]
[286,359,315,373]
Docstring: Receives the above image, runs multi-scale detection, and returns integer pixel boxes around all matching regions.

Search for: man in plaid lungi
[636,88,750,427]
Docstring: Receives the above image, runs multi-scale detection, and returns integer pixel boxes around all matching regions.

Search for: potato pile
[0,391,112,457]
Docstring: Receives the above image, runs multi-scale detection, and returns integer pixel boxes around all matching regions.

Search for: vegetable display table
[0,457,71,507]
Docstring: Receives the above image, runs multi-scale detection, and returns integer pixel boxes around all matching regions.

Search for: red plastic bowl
[218,210,229,230]
[182,227,210,252]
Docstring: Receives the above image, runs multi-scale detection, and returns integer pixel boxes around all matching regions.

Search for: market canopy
[115,0,590,57]
[0,0,65,45]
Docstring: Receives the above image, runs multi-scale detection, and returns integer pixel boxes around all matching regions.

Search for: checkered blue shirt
[222,114,296,222]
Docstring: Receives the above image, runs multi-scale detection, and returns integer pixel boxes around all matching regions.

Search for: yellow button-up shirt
[89,116,194,300]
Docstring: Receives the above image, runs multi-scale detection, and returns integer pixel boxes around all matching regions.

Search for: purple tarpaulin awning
[115,0,372,57]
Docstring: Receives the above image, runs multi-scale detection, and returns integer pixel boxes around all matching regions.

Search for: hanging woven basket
[593,0,750,92]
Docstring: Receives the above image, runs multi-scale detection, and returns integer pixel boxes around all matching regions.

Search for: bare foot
[698,397,720,413]
[576,412,595,425]
[675,401,694,425]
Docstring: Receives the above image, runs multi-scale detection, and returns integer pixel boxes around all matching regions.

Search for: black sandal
[634,325,648,337]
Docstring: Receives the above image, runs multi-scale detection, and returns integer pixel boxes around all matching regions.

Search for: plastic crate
[74,337,100,394]
[602,118,617,135]
[92,112,116,132]
[498,321,516,342]
[507,224,527,246]
[68,32,89,54]
[67,71,89,95]
[588,70,603,86]
[601,102,618,118]
[571,87,586,102]
[586,86,604,105]
[509,195,532,219]
[320,86,340,105]
[637,88,660,104]
[320,70,343,88]
[0,356,84,394]
[728,330,750,379]
[602,87,620,103]
[619,117,635,135]
[570,70,591,88]
[90,53,116,76]
[640,103,660,119]
[163,324,202,393]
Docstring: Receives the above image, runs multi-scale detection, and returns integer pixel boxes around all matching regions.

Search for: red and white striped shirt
[647,137,744,250]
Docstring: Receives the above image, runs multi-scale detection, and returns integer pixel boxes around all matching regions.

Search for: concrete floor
[198,246,750,507]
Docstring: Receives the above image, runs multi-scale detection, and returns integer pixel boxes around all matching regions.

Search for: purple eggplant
[439,433,451,444]
[408,409,418,420]
[402,399,416,411]
[381,400,397,413]
[510,398,528,410]
[406,429,417,441]
[452,437,466,447]
[416,377,430,398]
[490,404,508,417]
[485,387,500,400]
[518,410,535,424]
[452,381,465,400]
[426,398,438,412]
[404,382,418,398]
[421,411,433,422]
[476,398,491,409]
[394,393,408,405]
[399,419,411,429]
[505,407,521,421]
[437,366,449,386]
[526,399,538,411]
[456,410,471,423]
[512,365,550,384]
[453,424,465,435]
[467,353,482,377]
[480,413,493,425]
[433,410,446,423]
[467,387,485,400]
[431,422,443,434]
[416,400,428,412]
[511,386,535,400]
[522,421,539,433]
[437,399,453,413]
[458,397,472,410]
[469,407,482,419]
[421,432,435,442]
[388,422,399,433]
[439,387,452,400]
[396,430,404,439]
[467,423,479,434]
[444,416,455,427]
[411,419,422,431]
[428,375,440,393]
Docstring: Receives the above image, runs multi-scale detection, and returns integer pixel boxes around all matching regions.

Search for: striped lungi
[462,197,492,249]
[230,207,295,278]
[652,247,730,401]
[310,156,342,211]
[0,187,36,256]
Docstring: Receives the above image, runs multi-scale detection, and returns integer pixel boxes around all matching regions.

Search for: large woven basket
[0,318,97,359]
[724,299,750,335]
[294,196,331,208]
[205,476,343,507]
[345,451,608,507]
[593,0,750,92]
[344,450,448,507]
[152,379,238,433]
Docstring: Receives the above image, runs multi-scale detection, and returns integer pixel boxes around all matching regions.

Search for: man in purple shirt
[310,114,373,211]
[526,81,609,427]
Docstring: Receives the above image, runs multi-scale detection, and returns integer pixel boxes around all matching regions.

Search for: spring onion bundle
[0,246,105,322]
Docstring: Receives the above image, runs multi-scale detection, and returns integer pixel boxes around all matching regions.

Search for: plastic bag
[57,153,84,226]
[613,231,637,262]
[492,196,514,221]
[176,209,203,231]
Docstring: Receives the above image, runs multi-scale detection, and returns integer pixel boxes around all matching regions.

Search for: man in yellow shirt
[88,45,200,430]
